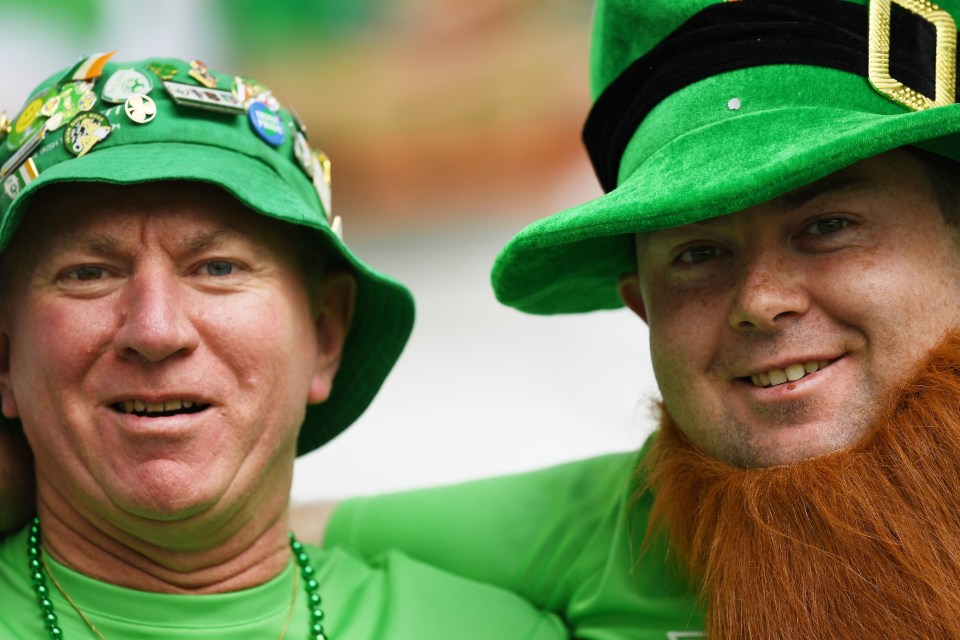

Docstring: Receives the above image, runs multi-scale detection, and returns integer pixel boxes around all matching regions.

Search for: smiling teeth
[120,399,196,413]
[750,360,831,388]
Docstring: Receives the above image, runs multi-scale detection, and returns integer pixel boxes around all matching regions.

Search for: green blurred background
[0,0,596,230]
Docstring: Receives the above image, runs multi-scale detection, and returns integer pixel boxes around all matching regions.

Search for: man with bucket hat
[315,0,960,637]
[0,54,568,639]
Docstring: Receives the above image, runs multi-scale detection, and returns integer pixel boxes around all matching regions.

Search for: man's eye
[63,266,106,281]
[202,261,235,277]
[806,217,848,235]
[676,246,719,264]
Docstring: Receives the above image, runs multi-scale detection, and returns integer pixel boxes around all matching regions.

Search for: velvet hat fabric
[0,55,414,455]
[491,0,960,314]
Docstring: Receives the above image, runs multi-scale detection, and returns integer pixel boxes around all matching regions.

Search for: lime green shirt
[327,448,706,639]
[0,526,566,639]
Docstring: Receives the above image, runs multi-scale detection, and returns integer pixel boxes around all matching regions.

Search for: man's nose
[113,270,200,362]
[727,253,809,332]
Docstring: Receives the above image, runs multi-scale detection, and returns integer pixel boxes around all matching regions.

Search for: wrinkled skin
[0,181,355,592]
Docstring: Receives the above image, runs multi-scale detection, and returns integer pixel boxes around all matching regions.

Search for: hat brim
[492,65,960,314]
[1,141,414,455]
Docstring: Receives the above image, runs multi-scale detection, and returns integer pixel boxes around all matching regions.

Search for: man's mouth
[749,359,836,388]
[112,399,209,418]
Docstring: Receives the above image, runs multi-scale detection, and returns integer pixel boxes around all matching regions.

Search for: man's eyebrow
[44,228,246,257]
[180,229,240,253]
[775,174,877,211]
[49,233,122,256]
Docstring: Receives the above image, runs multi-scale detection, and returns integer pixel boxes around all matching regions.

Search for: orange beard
[643,334,960,639]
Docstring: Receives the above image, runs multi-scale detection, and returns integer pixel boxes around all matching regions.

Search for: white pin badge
[102,68,153,104]
[3,174,19,199]
[163,81,244,114]
[125,95,157,124]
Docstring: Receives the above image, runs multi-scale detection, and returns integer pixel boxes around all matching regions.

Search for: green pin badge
[40,82,97,133]
[63,112,112,157]
[147,62,179,81]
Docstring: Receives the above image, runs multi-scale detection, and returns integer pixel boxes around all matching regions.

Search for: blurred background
[0,0,658,500]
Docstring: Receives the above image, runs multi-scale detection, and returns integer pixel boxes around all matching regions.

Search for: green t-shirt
[0,525,566,639]
[327,447,706,640]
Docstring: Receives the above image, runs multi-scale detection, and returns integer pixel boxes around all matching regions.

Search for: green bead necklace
[28,518,328,639]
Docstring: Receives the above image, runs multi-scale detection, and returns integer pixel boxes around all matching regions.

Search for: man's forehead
[771,172,876,212]
[640,152,923,241]
[10,181,282,259]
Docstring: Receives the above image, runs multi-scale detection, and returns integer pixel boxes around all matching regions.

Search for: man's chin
[686,412,873,469]
[730,420,871,468]
[105,460,225,522]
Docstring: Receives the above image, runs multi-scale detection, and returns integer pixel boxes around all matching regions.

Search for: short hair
[911,148,960,227]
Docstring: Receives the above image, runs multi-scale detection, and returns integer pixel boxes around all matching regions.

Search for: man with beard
[8,2,960,639]
[317,0,960,638]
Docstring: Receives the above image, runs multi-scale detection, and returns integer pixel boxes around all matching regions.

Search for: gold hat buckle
[869,0,958,110]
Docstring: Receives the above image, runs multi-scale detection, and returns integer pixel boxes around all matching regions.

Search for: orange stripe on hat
[18,158,37,183]
[72,51,117,81]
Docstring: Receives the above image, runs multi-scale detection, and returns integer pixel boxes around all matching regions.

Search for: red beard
[642,334,960,638]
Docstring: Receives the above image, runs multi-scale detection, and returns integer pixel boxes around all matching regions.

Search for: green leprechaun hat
[492,0,960,314]
[0,54,414,455]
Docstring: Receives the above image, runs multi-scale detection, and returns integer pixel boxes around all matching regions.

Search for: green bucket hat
[492,0,960,314]
[0,54,414,455]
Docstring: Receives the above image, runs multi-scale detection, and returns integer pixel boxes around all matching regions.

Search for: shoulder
[311,543,567,640]
[333,450,641,537]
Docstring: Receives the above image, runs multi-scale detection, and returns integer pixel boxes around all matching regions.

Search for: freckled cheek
[646,283,722,340]
[816,256,932,331]
[645,290,720,384]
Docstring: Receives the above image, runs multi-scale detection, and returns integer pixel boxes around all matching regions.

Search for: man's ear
[0,331,18,419]
[618,274,648,324]
[307,271,357,404]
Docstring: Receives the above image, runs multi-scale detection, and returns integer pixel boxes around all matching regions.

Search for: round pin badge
[293,132,315,178]
[63,112,112,157]
[45,112,64,133]
[40,95,60,118]
[248,102,285,147]
[102,68,154,104]
[125,95,157,124]
[0,111,10,145]
[77,91,97,112]
[6,93,48,151]
[314,173,332,221]
[15,98,44,133]
[3,175,19,200]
